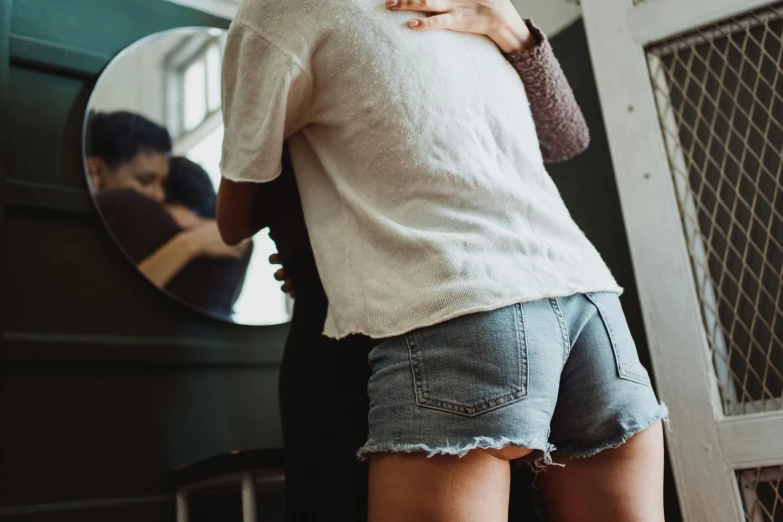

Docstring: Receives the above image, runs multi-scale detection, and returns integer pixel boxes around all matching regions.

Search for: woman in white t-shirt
[217,1,668,521]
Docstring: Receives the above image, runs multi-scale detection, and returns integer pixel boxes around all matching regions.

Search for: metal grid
[740,466,783,521]
[646,3,783,415]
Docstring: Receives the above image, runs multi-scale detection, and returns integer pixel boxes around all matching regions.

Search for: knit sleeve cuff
[504,19,590,163]
[504,18,547,65]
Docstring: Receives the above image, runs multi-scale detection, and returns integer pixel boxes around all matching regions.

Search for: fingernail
[386,0,397,6]
[408,19,419,27]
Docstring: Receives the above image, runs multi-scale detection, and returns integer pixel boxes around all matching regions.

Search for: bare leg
[368,447,532,522]
[539,422,665,522]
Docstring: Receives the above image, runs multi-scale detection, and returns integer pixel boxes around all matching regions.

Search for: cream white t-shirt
[220,0,622,339]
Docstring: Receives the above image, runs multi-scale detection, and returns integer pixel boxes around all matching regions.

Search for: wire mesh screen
[646,3,783,415]
[740,466,783,521]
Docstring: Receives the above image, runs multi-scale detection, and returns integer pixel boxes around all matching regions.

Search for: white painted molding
[167,0,582,37]
[512,0,583,37]
[719,412,783,469]
[628,0,777,45]
[165,0,239,20]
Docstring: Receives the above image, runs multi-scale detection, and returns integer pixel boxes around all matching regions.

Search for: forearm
[138,232,199,287]
[505,19,590,163]
[217,178,268,245]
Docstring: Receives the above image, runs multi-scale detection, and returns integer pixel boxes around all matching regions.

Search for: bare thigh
[368,447,532,522]
[539,422,665,522]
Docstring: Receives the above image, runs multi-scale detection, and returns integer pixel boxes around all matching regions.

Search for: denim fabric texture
[358,292,667,465]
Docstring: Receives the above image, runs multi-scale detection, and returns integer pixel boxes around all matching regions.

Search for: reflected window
[183,59,207,131]
[165,34,224,144]
[206,44,222,112]
[186,125,223,191]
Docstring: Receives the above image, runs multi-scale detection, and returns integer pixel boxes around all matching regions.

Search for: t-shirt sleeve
[220,22,311,184]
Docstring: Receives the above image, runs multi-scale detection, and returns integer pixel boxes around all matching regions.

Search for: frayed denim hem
[357,435,555,468]
[554,403,670,460]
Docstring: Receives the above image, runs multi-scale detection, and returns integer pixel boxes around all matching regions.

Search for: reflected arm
[137,231,200,287]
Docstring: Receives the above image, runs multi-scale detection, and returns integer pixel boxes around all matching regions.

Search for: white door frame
[579,0,783,520]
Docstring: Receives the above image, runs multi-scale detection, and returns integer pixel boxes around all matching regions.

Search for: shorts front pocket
[405,304,528,417]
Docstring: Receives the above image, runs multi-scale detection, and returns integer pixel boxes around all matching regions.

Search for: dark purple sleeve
[505,19,590,164]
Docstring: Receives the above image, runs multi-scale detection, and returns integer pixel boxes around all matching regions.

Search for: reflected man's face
[87,151,170,203]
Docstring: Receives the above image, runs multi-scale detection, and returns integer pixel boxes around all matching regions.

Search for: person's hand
[188,222,248,259]
[270,253,295,297]
[386,0,536,53]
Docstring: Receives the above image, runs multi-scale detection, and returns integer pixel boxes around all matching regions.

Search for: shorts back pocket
[405,304,528,417]
[586,292,652,387]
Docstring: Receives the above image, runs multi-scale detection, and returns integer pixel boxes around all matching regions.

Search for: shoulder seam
[231,20,313,85]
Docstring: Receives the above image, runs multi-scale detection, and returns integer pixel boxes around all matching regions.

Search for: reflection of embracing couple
[85,111,251,318]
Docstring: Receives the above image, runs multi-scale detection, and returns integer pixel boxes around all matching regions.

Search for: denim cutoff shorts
[357,292,667,465]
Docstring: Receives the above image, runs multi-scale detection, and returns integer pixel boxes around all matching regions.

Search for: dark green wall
[0,1,288,520]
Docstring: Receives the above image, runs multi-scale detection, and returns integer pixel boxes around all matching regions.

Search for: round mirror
[83,27,292,326]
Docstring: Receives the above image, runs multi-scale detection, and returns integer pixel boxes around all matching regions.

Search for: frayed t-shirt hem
[323,285,624,340]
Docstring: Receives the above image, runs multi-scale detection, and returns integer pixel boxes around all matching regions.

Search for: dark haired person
[166,156,219,221]
[86,111,173,203]
[87,112,247,302]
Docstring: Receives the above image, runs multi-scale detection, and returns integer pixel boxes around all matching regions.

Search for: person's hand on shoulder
[386,0,537,53]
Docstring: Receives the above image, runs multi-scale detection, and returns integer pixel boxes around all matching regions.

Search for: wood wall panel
[0,1,284,518]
